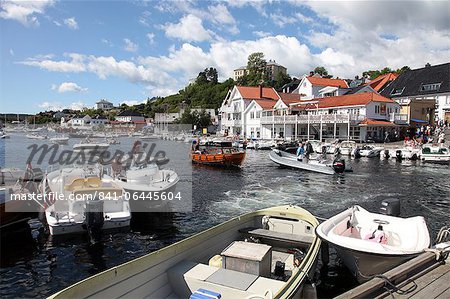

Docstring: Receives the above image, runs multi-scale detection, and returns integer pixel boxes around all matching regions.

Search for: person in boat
[297,143,305,162]
[305,141,314,160]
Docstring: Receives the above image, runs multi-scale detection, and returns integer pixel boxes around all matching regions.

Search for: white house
[292,76,349,100]
[115,110,145,123]
[69,115,91,126]
[95,99,114,110]
[259,92,405,142]
[381,63,450,125]
[90,115,108,126]
[219,86,280,136]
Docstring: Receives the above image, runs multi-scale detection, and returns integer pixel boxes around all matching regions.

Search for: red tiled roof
[368,73,399,92]
[236,86,280,100]
[359,118,396,126]
[307,76,349,88]
[316,92,394,109]
[278,92,302,105]
[254,99,277,109]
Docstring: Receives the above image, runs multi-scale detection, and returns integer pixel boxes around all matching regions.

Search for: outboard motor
[380,198,401,217]
[383,150,390,159]
[332,158,346,173]
[351,147,361,158]
[85,199,104,244]
[395,150,403,161]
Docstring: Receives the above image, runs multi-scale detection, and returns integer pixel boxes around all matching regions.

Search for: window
[420,83,441,92]
[256,111,261,118]
[391,87,405,96]
[250,112,255,119]
[375,105,380,114]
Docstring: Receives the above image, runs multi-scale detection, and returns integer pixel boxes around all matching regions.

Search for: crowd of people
[404,122,447,146]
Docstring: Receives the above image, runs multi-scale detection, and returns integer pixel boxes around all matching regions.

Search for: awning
[410,118,428,124]
[359,118,397,127]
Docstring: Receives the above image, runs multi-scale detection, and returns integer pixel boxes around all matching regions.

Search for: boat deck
[335,251,450,299]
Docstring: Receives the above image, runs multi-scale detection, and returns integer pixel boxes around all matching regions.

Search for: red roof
[307,76,349,88]
[359,118,396,126]
[278,92,302,105]
[254,99,277,109]
[368,73,398,92]
[236,86,279,100]
[316,92,394,109]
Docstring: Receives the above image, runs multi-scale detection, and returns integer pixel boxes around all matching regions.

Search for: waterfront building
[95,99,114,110]
[219,85,279,136]
[291,76,350,99]
[115,110,145,123]
[259,92,406,142]
[381,63,450,125]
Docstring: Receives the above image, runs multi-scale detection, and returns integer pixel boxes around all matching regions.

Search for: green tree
[314,66,329,77]
[273,71,292,90]
[247,52,268,86]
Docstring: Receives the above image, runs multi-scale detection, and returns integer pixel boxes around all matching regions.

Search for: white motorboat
[73,138,109,153]
[357,145,383,158]
[26,133,47,140]
[382,147,421,160]
[316,205,431,282]
[421,145,450,164]
[339,141,357,156]
[48,205,321,299]
[50,136,69,145]
[255,140,275,150]
[0,130,10,139]
[269,149,346,175]
[106,162,179,212]
[42,167,131,239]
[246,140,256,149]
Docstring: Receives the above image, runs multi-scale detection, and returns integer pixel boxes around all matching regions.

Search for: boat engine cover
[85,200,104,243]
[380,198,401,216]
[332,158,346,173]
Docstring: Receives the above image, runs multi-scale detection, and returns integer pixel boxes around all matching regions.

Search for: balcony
[390,113,408,124]
[261,114,363,125]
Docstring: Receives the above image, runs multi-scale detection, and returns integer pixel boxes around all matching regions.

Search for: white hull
[421,146,450,163]
[316,205,430,283]
[47,215,130,235]
[269,150,335,175]
[48,205,322,299]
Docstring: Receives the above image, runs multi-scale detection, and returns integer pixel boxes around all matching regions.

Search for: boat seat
[167,261,285,299]
[239,227,315,246]
[65,178,87,191]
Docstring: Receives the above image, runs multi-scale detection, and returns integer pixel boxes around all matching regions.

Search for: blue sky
[1,0,449,113]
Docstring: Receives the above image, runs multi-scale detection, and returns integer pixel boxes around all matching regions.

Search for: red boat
[191,140,245,167]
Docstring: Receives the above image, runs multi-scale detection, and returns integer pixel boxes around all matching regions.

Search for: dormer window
[420,83,441,92]
[391,87,405,96]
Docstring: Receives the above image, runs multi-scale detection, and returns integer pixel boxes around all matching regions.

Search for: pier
[335,250,450,299]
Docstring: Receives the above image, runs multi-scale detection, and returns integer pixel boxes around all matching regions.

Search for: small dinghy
[316,205,431,282]
[48,205,321,299]
[269,149,346,175]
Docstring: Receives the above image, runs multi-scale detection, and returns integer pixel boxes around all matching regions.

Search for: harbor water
[1,135,449,298]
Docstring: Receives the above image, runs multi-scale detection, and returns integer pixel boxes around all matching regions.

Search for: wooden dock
[335,251,450,299]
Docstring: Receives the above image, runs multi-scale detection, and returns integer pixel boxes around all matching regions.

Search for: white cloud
[38,101,86,111]
[163,14,212,42]
[64,17,78,30]
[9,49,14,56]
[253,31,271,38]
[52,82,88,93]
[208,4,239,34]
[146,33,155,44]
[21,53,86,72]
[123,38,139,52]
[53,20,61,26]
[0,0,54,26]
[101,38,113,46]
[270,12,297,28]
[139,10,151,27]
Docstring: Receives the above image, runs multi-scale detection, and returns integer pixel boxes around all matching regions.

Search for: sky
[1,0,449,114]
